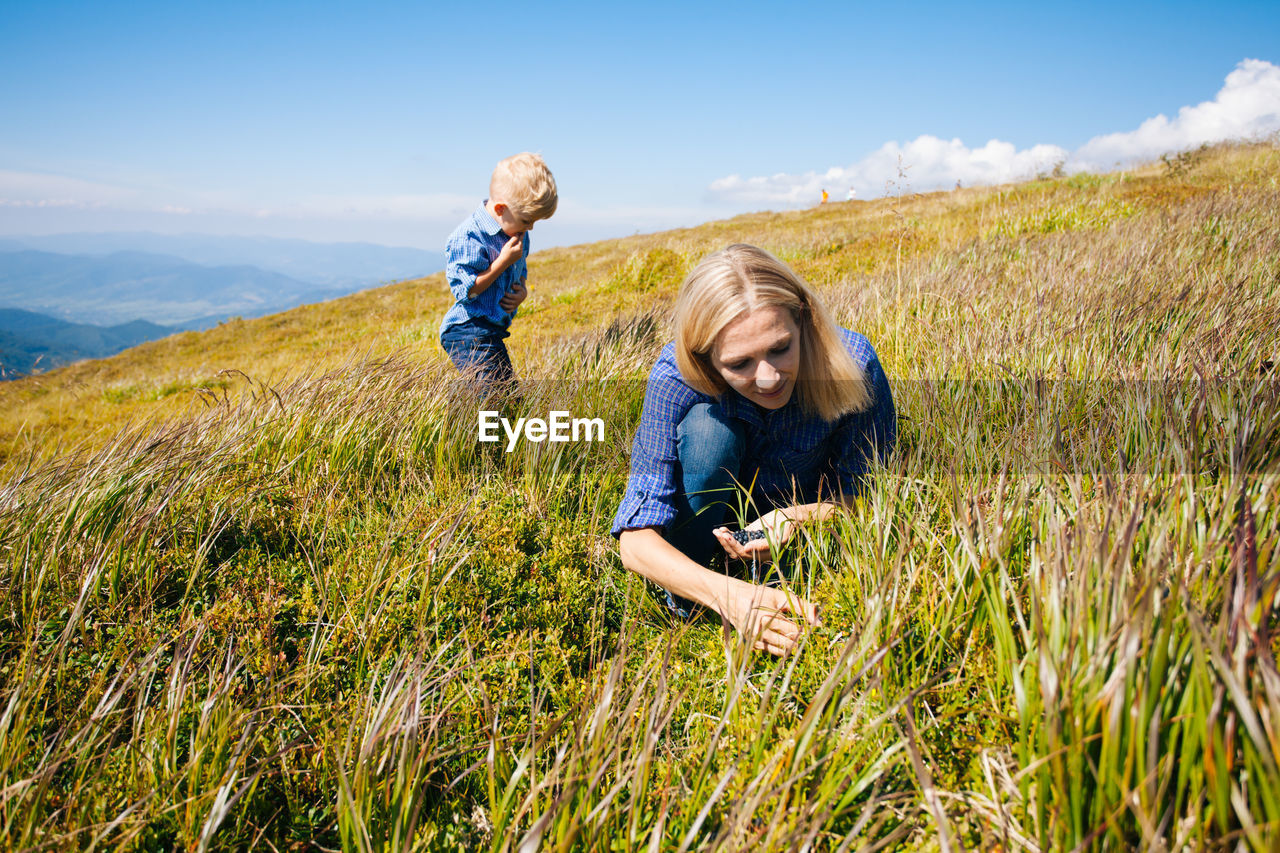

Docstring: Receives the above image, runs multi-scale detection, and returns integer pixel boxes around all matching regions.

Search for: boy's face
[493,201,534,237]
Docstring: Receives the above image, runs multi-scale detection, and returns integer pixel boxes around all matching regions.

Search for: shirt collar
[720,386,806,431]
[474,201,504,237]
[719,391,756,427]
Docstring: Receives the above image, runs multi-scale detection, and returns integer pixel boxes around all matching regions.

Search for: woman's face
[709,305,801,410]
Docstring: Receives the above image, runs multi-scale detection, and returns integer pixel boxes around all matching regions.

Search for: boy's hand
[499,280,528,312]
[495,233,524,270]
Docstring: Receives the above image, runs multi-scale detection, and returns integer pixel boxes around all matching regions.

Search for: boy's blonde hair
[490,153,558,221]
[674,244,871,422]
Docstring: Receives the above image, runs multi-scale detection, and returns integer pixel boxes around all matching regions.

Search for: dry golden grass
[2,141,1278,850]
[1,142,1275,467]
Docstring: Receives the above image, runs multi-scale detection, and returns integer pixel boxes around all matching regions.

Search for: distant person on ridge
[613,244,896,656]
[439,153,558,384]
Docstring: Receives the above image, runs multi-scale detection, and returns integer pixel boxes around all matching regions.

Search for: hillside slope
[0,143,1277,849]
[3,142,1274,465]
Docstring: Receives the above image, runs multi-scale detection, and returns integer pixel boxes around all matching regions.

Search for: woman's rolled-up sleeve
[611,356,700,536]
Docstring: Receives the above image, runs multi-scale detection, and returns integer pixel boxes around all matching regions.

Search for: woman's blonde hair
[490,153,558,221]
[674,244,870,421]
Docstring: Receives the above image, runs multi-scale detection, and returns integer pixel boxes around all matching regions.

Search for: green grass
[1,141,1279,850]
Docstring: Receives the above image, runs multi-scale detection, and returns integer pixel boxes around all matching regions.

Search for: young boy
[439,153,558,383]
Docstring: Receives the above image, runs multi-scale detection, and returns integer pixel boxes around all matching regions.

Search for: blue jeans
[440,324,514,386]
[664,402,746,618]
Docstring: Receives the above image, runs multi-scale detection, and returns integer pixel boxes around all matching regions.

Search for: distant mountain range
[0,232,446,290]
[0,308,174,379]
[0,232,446,379]
[0,249,341,328]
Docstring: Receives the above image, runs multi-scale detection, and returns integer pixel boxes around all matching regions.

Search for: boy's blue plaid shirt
[439,202,529,336]
[611,329,896,536]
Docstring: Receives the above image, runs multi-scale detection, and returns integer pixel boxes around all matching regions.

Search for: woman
[612,244,895,656]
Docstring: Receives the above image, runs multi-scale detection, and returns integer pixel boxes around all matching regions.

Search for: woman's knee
[676,403,744,505]
[676,403,743,469]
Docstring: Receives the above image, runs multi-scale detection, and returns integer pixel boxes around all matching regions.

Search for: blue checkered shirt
[611,328,896,535]
[439,202,529,336]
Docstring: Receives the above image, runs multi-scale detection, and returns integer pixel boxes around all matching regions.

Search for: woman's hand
[723,578,818,656]
[714,509,796,561]
[618,528,819,657]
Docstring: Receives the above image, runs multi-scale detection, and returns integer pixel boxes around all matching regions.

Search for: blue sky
[1,0,1277,250]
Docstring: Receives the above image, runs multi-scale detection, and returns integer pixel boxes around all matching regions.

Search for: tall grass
[1,142,1278,849]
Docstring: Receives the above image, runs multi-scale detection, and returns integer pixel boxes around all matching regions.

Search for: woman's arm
[763,495,855,527]
[714,494,856,561]
[618,527,818,656]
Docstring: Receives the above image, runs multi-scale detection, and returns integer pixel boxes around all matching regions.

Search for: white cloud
[0,170,136,208]
[1068,58,1280,171]
[709,59,1280,206]
[0,169,477,225]
[710,137,1068,205]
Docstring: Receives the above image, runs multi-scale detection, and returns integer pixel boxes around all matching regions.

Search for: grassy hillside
[0,142,1278,850]
[2,144,1272,462]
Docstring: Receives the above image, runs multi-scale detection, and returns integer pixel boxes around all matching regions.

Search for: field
[1,142,1278,850]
